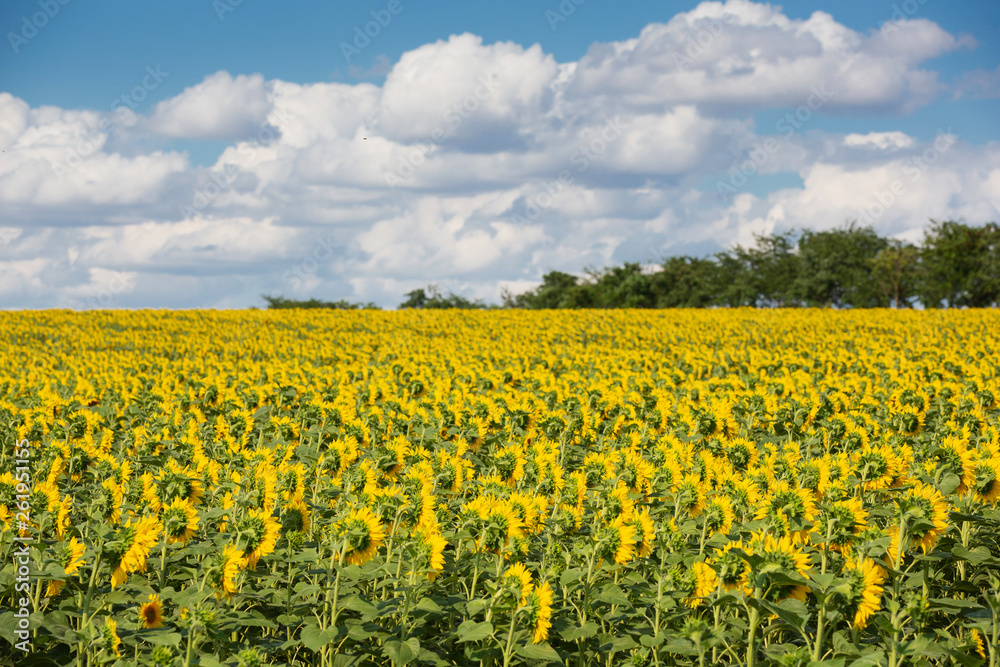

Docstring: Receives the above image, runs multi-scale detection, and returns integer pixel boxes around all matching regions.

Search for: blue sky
[1,0,998,308]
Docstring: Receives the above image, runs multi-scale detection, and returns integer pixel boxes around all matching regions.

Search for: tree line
[264,220,999,310]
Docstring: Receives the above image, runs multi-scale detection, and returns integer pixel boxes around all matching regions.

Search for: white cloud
[0,2,997,309]
[565,2,965,114]
[148,71,274,141]
[843,132,915,150]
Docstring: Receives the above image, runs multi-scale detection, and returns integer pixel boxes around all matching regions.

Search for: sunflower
[414,525,447,580]
[893,405,925,436]
[674,474,706,517]
[842,558,884,629]
[718,472,760,519]
[504,562,533,605]
[162,497,199,545]
[715,540,752,592]
[688,561,718,608]
[724,436,759,472]
[755,481,816,541]
[602,482,636,521]
[336,506,386,566]
[893,482,950,554]
[582,452,615,486]
[282,497,311,534]
[935,436,975,495]
[110,515,162,588]
[970,629,986,659]
[471,498,524,554]
[814,497,867,553]
[238,508,281,569]
[250,463,278,513]
[840,424,869,453]
[99,478,124,525]
[509,492,542,533]
[102,617,121,656]
[210,544,246,599]
[141,472,162,513]
[630,508,656,557]
[796,459,830,499]
[494,444,526,487]
[46,536,86,596]
[973,457,1000,505]
[703,495,734,536]
[855,444,894,491]
[138,593,165,629]
[617,448,656,493]
[525,581,553,644]
[596,514,637,565]
[752,532,811,602]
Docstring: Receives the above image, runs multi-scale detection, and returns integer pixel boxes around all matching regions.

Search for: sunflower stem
[746,586,762,667]
[812,596,826,661]
[502,607,520,667]
[158,538,168,591]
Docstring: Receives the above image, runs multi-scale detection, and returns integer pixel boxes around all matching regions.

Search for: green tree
[792,223,888,308]
[713,232,797,307]
[871,241,919,308]
[399,285,487,309]
[503,271,580,309]
[650,256,717,307]
[262,295,378,309]
[917,220,1000,308]
[590,263,656,308]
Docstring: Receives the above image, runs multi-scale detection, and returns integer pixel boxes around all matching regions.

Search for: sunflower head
[138,593,165,629]
[504,562,533,606]
[238,508,281,569]
[841,558,884,629]
[162,497,199,545]
[336,506,386,566]
[525,581,553,644]
[101,617,121,656]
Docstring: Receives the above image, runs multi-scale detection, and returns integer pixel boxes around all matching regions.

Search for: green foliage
[506,220,999,310]
[399,285,488,309]
[916,220,1000,308]
[263,296,379,310]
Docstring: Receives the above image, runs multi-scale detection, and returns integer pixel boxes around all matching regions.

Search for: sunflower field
[1,308,1000,667]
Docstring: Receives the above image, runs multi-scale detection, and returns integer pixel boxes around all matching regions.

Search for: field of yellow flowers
[1,309,999,667]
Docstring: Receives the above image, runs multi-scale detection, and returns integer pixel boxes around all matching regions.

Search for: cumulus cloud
[843,132,915,150]
[0,1,997,309]
[566,2,967,114]
[147,71,274,141]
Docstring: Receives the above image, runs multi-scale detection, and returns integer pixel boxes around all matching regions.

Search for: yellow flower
[630,508,656,557]
[282,497,311,534]
[843,558,884,629]
[703,495,734,536]
[162,497,199,545]
[336,506,386,566]
[46,536,86,597]
[239,508,281,569]
[894,481,950,554]
[110,515,162,588]
[414,525,447,580]
[102,617,121,656]
[527,580,553,644]
[504,562,533,606]
[211,544,246,599]
[752,532,811,602]
[971,629,986,659]
[138,594,165,629]
[688,561,718,608]
[606,514,638,565]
